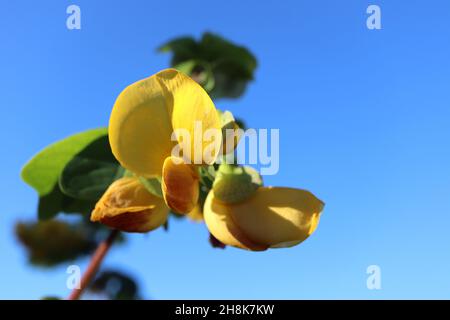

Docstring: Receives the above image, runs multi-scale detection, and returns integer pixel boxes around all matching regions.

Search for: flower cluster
[91,69,324,251]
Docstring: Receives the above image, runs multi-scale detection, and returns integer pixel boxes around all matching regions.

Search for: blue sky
[1,0,450,299]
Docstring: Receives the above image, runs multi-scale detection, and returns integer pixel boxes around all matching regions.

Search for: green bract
[212,164,263,204]
[138,177,163,198]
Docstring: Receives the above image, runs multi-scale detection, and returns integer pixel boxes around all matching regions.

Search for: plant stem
[67,229,119,300]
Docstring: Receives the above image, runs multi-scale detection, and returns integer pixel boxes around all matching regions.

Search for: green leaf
[41,296,62,300]
[173,60,197,74]
[200,33,257,80]
[212,164,263,204]
[158,36,198,65]
[21,128,108,197]
[138,176,163,198]
[59,135,124,201]
[15,220,97,267]
[38,184,96,220]
[60,159,123,201]
[89,270,141,300]
[159,32,258,99]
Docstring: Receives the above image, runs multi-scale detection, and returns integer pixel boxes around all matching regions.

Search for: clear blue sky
[1,0,450,299]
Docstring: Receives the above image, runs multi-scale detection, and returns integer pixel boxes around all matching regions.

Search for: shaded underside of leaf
[59,135,124,201]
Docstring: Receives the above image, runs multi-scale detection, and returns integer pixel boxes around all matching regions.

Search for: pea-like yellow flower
[91,177,169,233]
[204,187,324,251]
[108,69,222,214]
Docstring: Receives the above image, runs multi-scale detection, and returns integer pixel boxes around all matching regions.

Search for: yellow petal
[109,69,221,176]
[109,74,175,177]
[203,193,268,251]
[204,187,324,250]
[187,203,204,222]
[162,156,199,214]
[156,69,222,165]
[91,177,169,233]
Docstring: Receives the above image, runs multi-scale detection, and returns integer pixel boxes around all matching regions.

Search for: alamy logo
[366,265,382,290]
[366,5,381,30]
[171,122,280,175]
[66,5,81,30]
[66,265,81,290]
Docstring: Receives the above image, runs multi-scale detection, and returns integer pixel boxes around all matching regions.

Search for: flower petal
[155,69,222,165]
[203,191,269,251]
[109,74,174,177]
[204,187,324,250]
[162,156,199,214]
[91,177,169,233]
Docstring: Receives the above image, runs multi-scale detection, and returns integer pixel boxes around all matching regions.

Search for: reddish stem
[67,229,119,300]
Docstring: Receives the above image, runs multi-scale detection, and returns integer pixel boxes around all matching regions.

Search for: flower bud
[91,177,169,233]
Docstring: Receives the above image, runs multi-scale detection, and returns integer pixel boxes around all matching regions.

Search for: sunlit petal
[204,187,324,250]
[162,156,199,214]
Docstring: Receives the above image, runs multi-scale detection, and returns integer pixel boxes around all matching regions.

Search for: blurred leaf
[59,135,124,201]
[159,32,257,99]
[212,164,263,204]
[38,183,96,220]
[41,296,61,300]
[89,270,140,300]
[15,220,96,267]
[172,59,197,74]
[200,33,256,79]
[158,36,197,63]
[21,128,108,197]
[234,117,246,131]
[138,177,163,198]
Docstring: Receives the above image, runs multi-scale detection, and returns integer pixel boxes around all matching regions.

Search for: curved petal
[204,187,324,250]
[155,69,222,165]
[91,177,169,233]
[109,75,174,177]
[203,191,269,251]
[162,156,199,214]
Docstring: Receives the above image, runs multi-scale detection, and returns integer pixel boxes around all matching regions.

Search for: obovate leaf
[21,128,108,197]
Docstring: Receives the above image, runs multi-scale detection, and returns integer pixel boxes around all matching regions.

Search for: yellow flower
[108,69,222,214]
[91,67,326,243]
[91,177,169,233]
[204,187,324,251]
